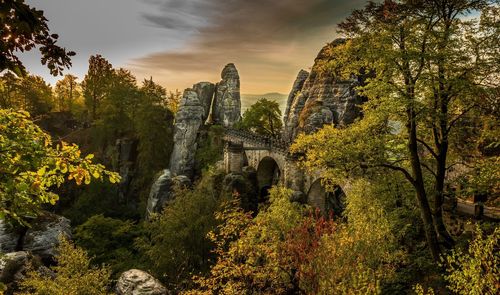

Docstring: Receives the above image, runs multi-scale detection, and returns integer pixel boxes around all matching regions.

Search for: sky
[21,0,367,94]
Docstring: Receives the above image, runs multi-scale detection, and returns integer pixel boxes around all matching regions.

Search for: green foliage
[0,109,120,225]
[0,0,75,76]
[137,169,229,291]
[18,237,112,295]
[82,55,114,121]
[195,125,225,173]
[74,215,142,276]
[240,98,282,137]
[443,225,499,295]
[0,73,55,116]
[54,74,80,112]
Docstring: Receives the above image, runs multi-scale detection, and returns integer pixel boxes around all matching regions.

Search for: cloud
[131,0,366,93]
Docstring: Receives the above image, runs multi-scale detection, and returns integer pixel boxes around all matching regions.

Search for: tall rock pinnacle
[213,63,241,127]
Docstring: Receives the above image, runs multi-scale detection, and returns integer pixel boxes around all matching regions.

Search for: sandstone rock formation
[146,169,191,218]
[283,69,309,141]
[283,39,365,141]
[116,269,167,295]
[169,89,205,177]
[0,251,29,285]
[192,82,215,120]
[22,214,71,259]
[0,213,71,259]
[0,220,19,253]
[213,63,241,127]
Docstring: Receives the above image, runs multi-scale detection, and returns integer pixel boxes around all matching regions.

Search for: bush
[18,237,112,295]
[74,215,142,277]
[444,225,499,295]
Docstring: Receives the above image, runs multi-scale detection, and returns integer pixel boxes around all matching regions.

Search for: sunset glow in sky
[22,0,366,94]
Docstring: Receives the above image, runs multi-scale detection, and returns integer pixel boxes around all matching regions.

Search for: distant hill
[241,92,288,113]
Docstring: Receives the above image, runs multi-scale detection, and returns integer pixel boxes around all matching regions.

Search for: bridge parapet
[224,128,290,154]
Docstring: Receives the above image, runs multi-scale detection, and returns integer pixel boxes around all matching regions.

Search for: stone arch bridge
[223,128,345,214]
[223,128,500,221]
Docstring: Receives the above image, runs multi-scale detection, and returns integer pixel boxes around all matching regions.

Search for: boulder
[0,220,20,253]
[22,214,71,259]
[0,251,29,284]
[146,170,191,218]
[213,63,241,127]
[116,269,167,295]
[169,89,205,178]
[192,82,215,121]
[283,39,365,141]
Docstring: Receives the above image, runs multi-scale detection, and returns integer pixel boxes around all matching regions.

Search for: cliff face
[283,39,365,142]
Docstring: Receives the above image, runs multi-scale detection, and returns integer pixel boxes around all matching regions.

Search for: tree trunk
[407,106,441,261]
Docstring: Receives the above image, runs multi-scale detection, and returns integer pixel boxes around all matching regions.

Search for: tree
[54,74,79,112]
[0,0,75,76]
[16,74,54,116]
[0,72,18,108]
[136,169,229,291]
[292,0,499,261]
[81,55,113,121]
[240,98,283,137]
[18,237,112,295]
[0,109,120,225]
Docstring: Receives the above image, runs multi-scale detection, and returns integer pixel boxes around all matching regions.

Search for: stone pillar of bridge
[225,141,244,174]
[284,153,305,192]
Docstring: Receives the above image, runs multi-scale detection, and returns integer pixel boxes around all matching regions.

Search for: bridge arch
[307,179,346,216]
[256,156,281,199]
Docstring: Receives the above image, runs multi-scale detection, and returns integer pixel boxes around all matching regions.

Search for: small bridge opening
[257,156,281,201]
[307,179,346,217]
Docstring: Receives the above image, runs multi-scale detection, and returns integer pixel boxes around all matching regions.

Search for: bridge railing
[224,128,290,153]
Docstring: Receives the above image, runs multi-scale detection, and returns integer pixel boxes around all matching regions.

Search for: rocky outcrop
[223,170,258,212]
[0,213,71,260]
[116,269,167,295]
[192,82,215,120]
[169,89,205,177]
[22,214,71,259]
[213,63,241,127]
[283,69,309,141]
[146,169,191,218]
[283,39,365,141]
[0,221,20,253]
[0,251,29,285]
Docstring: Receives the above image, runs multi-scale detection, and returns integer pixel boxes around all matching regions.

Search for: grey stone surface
[169,89,205,178]
[116,269,167,295]
[283,39,364,141]
[0,220,20,253]
[213,63,241,127]
[22,214,71,259]
[192,82,215,121]
[283,69,309,141]
[146,170,191,218]
[0,251,29,284]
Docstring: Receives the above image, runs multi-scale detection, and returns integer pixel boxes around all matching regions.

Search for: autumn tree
[0,109,120,225]
[0,0,74,76]
[240,98,283,137]
[54,74,79,112]
[81,55,113,121]
[292,0,499,261]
